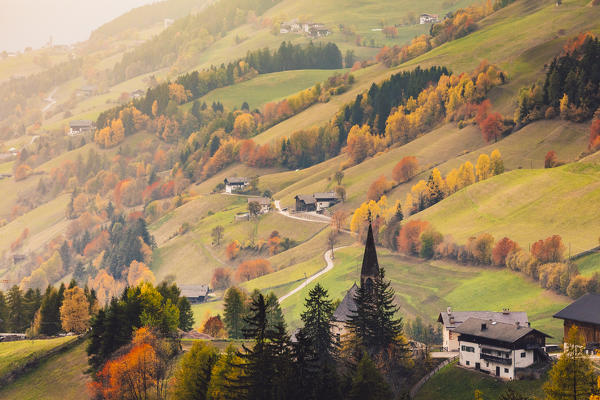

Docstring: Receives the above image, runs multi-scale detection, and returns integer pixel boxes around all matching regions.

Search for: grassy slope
[280,247,568,339]
[414,163,600,253]
[0,337,76,379]
[576,252,600,276]
[416,362,546,400]
[189,69,346,110]
[0,340,90,400]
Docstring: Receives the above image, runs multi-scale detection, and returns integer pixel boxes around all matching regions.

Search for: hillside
[414,163,600,254]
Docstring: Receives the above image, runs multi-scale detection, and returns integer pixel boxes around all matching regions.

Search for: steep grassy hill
[0,340,90,400]
[414,163,600,253]
[278,246,568,339]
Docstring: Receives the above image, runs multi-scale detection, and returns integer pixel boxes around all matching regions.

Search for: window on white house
[461,345,475,353]
[466,361,470,366]
[504,368,509,373]
[521,352,526,358]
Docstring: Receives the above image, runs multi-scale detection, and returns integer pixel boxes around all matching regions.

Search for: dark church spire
[360,222,379,288]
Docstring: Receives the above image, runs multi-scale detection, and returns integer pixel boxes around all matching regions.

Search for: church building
[331,222,380,340]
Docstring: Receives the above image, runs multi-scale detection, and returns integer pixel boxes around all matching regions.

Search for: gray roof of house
[554,293,600,325]
[313,192,338,200]
[179,284,209,298]
[225,177,248,184]
[454,317,550,343]
[248,197,270,205]
[295,194,316,204]
[438,311,529,330]
[333,283,358,322]
[69,120,93,127]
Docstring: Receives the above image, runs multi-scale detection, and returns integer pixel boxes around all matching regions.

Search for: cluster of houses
[436,293,600,380]
[331,221,600,382]
[280,19,331,38]
[419,13,440,24]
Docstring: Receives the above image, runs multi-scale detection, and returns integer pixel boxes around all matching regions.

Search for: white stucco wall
[458,340,536,380]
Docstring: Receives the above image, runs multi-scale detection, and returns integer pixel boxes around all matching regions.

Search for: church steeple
[360,222,379,289]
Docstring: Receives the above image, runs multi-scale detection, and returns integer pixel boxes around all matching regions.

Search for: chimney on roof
[447,307,452,315]
[481,323,487,331]
[502,308,510,315]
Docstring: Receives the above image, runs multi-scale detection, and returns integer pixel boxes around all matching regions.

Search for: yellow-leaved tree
[60,286,90,333]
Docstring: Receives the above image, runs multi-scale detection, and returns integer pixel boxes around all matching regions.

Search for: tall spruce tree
[223,287,246,339]
[6,285,26,332]
[300,283,337,364]
[234,293,293,400]
[346,268,406,357]
[0,290,8,332]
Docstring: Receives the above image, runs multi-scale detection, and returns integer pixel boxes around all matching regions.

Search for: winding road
[278,245,348,303]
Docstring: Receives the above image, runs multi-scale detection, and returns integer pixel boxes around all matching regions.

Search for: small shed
[179,284,210,304]
[224,177,249,193]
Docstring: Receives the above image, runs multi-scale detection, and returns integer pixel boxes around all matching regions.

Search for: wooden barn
[554,293,600,347]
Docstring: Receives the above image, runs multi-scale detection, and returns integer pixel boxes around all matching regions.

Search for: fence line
[409,355,458,399]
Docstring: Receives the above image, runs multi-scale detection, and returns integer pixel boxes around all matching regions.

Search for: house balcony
[480,353,512,365]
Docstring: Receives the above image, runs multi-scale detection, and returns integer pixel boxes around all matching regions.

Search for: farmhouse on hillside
[179,284,210,304]
[438,308,529,351]
[69,120,95,136]
[455,317,550,380]
[248,197,271,214]
[76,85,98,97]
[295,192,339,212]
[224,177,249,193]
[419,13,440,24]
[131,89,145,99]
[554,293,600,352]
[332,223,380,340]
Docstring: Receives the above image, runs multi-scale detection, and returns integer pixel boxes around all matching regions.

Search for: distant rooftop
[438,310,529,329]
[454,317,550,343]
[554,293,600,325]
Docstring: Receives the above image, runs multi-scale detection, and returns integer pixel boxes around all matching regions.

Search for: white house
[313,192,340,212]
[248,197,271,214]
[224,177,248,193]
[419,13,440,24]
[438,308,529,351]
[69,120,95,136]
[455,317,550,380]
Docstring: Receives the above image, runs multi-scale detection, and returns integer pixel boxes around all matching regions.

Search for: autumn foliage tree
[531,235,566,263]
[89,327,175,400]
[234,259,272,283]
[60,286,90,333]
[397,220,429,255]
[492,237,519,266]
[367,175,393,201]
[589,117,600,151]
[225,241,240,260]
[201,315,227,338]
[392,156,418,183]
[211,267,232,290]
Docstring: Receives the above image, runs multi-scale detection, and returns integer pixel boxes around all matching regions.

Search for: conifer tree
[301,283,337,364]
[544,326,595,400]
[6,285,26,332]
[348,353,393,400]
[223,287,246,339]
[173,341,219,400]
[177,296,194,331]
[0,290,8,332]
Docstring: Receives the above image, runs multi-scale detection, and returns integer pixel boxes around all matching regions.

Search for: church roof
[333,283,358,322]
[360,223,379,278]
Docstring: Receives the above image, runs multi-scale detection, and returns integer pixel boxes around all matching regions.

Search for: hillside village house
[455,318,550,380]
[179,284,209,304]
[69,120,95,136]
[131,89,145,99]
[76,85,98,97]
[224,177,248,193]
[248,197,271,214]
[419,13,440,24]
[554,293,600,352]
[438,308,529,351]
[295,192,339,212]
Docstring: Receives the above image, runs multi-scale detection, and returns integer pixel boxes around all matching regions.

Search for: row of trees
[0,281,96,335]
[515,33,600,126]
[170,276,412,399]
[87,281,194,370]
